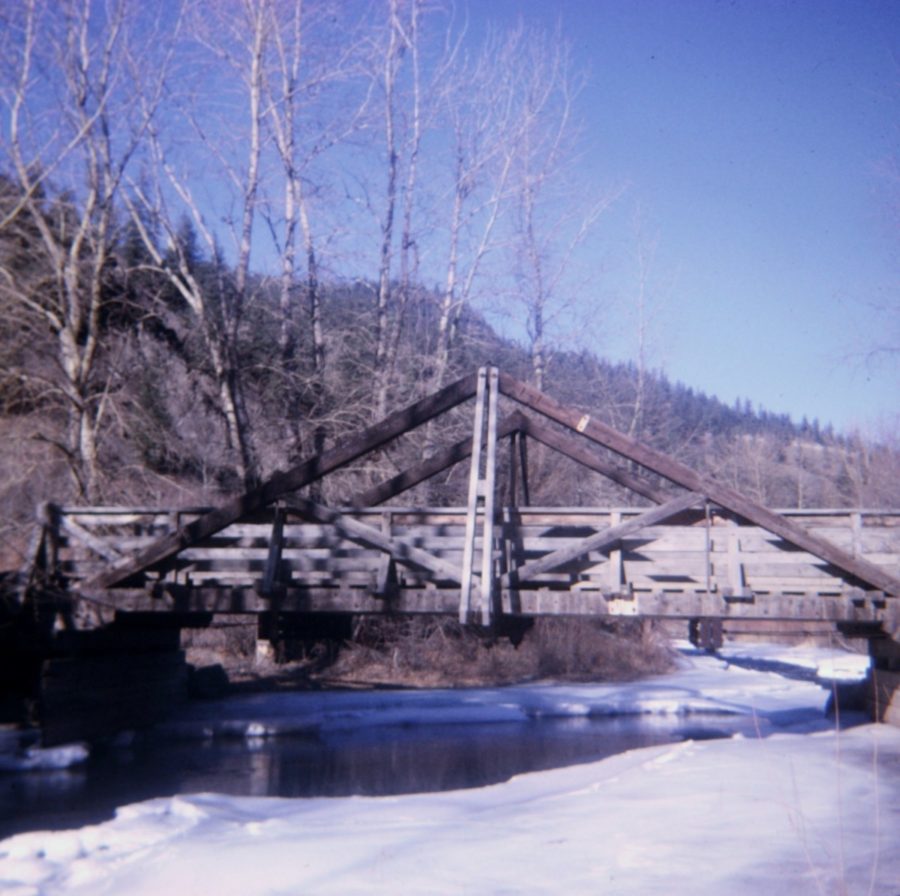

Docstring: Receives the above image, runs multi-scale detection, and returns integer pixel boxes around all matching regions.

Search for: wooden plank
[60,505,214,516]
[22,502,55,590]
[516,528,708,548]
[282,497,466,585]
[86,371,479,589]
[55,505,900,525]
[177,545,470,566]
[508,432,519,505]
[260,505,285,596]
[498,372,900,596]
[608,510,625,592]
[501,492,704,585]
[501,507,527,613]
[459,368,488,623]
[80,583,896,629]
[507,588,886,621]
[518,430,531,506]
[479,367,500,624]
[372,554,397,597]
[59,515,125,564]
[70,539,842,567]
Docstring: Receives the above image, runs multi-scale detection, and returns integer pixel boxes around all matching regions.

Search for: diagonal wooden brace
[501,491,704,586]
[282,497,469,588]
[86,372,479,589]
[498,372,900,596]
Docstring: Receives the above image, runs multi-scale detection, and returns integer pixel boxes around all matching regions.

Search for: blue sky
[468,0,899,433]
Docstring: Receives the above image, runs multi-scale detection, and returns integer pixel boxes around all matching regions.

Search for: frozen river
[2,642,898,895]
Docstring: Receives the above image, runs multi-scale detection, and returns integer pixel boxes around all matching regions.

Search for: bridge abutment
[867,633,900,727]
[38,623,189,746]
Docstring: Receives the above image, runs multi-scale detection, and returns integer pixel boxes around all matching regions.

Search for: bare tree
[350,0,473,415]
[503,27,617,391]
[127,0,378,480]
[0,0,174,500]
[368,0,420,416]
[260,0,366,460]
[3,0,759,520]
[430,25,523,389]
[126,1,279,489]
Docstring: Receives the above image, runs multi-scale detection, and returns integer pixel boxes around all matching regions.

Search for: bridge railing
[35,505,900,601]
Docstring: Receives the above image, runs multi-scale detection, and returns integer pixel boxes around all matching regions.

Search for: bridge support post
[39,621,190,745]
[459,367,499,626]
[688,618,723,652]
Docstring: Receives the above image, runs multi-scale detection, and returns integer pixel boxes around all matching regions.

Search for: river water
[1,707,828,840]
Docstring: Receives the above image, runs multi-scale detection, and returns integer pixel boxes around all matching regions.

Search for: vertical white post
[727,518,746,596]
[459,368,488,624]
[479,367,499,625]
[608,510,624,593]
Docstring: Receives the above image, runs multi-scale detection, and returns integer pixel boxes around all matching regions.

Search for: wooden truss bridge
[15,366,900,739]
[26,367,900,639]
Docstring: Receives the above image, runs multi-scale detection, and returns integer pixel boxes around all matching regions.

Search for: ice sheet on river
[152,642,870,741]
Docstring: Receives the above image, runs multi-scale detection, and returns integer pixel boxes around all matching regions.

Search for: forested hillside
[2,1,898,569]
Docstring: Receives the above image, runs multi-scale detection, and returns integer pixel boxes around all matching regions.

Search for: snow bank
[0,744,89,774]
[718,641,871,681]
[1,723,897,896]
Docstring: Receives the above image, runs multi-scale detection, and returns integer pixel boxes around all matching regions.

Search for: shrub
[321,616,674,687]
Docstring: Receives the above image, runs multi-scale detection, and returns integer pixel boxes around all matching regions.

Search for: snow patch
[0,743,89,772]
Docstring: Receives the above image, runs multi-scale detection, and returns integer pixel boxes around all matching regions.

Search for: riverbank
[154,641,870,740]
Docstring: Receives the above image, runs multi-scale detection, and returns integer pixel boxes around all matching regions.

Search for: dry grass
[319,617,675,688]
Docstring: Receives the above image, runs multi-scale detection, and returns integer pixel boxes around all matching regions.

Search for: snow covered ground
[2,642,899,895]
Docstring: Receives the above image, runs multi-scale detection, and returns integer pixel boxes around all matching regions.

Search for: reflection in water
[0,712,824,839]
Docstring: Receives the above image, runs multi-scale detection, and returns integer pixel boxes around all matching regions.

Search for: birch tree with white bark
[125,0,280,489]
[0,0,174,500]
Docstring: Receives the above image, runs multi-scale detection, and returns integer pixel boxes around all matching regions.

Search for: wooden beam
[726,519,748,597]
[501,491,704,586]
[352,412,525,507]
[607,510,625,593]
[521,417,667,504]
[87,372,479,589]
[498,372,900,596]
[23,502,58,590]
[260,505,285,596]
[518,429,531,506]
[282,497,467,586]
[372,554,398,598]
[459,368,489,623]
[59,515,125,564]
[508,433,519,505]
[479,366,500,625]
[79,585,899,629]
